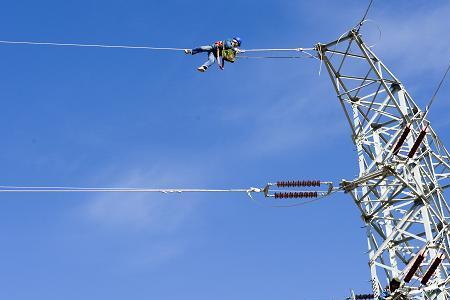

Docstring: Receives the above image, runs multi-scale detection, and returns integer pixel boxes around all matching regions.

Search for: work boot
[197,66,207,72]
[184,49,192,55]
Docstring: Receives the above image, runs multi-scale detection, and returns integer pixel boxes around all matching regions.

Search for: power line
[241,47,315,52]
[0,186,256,193]
[421,59,450,122]
[0,184,340,210]
[0,39,312,54]
[355,0,374,31]
[0,40,186,51]
[237,56,308,60]
[361,0,374,25]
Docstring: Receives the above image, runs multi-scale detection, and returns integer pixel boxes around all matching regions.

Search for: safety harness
[214,41,237,69]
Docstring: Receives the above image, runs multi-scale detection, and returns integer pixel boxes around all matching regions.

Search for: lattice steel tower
[316,29,450,300]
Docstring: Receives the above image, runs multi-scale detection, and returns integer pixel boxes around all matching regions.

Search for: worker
[184,37,242,72]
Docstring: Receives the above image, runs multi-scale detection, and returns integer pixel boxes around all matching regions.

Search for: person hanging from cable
[184,37,242,72]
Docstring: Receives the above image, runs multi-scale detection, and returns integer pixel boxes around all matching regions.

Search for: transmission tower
[0,5,448,300]
[317,29,450,299]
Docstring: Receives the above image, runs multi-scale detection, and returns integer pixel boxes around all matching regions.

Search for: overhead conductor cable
[0,40,314,60]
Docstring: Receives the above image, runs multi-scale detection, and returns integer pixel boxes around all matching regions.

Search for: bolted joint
[314,43,326,60]
[341,180,356,193]
[391,82,402,92]
[414,197,425,205]
[382,165,396,176]
[351,96,361,103]
[371,122,383,130]
[362,214,374,223]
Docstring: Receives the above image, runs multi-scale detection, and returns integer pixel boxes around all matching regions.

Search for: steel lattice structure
[0,8,449,300]
[317,29,450,299]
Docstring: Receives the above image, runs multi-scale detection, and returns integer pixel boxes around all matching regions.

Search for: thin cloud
[219,79,346,158]
[373,2,450,74]
[127,239,188,268]
[82,164,206,234]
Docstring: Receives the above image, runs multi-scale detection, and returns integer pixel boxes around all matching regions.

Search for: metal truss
[1,13,450,300]
[317,29,450,300]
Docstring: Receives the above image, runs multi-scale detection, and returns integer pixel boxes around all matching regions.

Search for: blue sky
[0,1,449,299]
